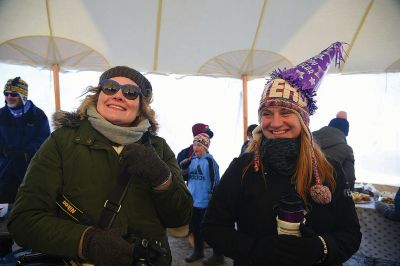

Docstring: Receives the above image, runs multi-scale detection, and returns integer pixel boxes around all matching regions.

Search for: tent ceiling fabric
[0,36,110,71]
[198,50,292,77]
[0,0,399,78]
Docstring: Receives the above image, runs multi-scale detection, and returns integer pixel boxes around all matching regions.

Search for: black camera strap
[98,167,131,229]
[97,133,151,229]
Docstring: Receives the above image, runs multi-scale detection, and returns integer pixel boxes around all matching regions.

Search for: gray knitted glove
[375,201,390,215]
[82,227,134,266]
[124,143,171,188]
[375,201,400,221]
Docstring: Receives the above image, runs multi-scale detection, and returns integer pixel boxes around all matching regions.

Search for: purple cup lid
[278,209,304,223]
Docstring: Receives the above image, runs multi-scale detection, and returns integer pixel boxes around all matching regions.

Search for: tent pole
[242,75,248,141]
[52,64,61,111]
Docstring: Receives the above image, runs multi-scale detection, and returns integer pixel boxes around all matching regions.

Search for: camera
[124,232,167,266]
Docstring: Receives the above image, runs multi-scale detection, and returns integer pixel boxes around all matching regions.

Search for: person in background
[185,133,224,266]
[202,42,361,265]
[240,124,258,155]
[0,77,50,261]
[177,123,214,181]
[313,110,356,190]
[375,188,400,222]
[7,66,193,266]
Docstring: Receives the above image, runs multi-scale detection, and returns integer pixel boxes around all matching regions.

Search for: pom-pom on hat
[99,66,152,99]
[4,77,28,105]
[193,133,210,150]
[192,123,214,138]
[258,42,346,125]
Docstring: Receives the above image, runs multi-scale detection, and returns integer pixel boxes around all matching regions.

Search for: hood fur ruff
[52,111,83,130]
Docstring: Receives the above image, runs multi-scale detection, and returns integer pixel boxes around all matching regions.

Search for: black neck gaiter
[261,137,300,177]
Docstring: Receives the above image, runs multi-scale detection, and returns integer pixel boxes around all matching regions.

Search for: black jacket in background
[313,126,356,190]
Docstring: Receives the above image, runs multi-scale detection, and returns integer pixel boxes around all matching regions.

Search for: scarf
[261,137,300,177]
[87,106,151,145]
[8,100,32,118]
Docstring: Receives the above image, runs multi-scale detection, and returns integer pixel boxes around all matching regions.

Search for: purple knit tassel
[330,42,347,68]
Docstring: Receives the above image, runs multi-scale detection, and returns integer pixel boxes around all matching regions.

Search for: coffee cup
[276,193,305,237]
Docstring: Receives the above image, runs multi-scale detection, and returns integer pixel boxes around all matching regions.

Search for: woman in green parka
[7,66,193,266]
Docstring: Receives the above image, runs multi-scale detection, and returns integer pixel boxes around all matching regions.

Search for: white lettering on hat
[307,58,319,66]
[267,79,307,108]
[299,62,314,74]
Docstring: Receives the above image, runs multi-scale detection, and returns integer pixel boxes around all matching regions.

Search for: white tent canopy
[1,0,399,76]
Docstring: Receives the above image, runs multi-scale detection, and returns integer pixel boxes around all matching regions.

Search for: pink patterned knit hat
[193,133,210,150]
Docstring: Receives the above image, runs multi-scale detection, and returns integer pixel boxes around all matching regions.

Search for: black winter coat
[202,153,361,266]
[313,126,356,189]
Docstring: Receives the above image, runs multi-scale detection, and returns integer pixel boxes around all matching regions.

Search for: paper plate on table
[354,200,374,204]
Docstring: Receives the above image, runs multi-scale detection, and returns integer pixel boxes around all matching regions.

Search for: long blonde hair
[243,117,336,207]
[296,117,336,207]
[77,86,159,133]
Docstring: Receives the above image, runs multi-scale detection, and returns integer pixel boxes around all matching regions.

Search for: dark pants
[0,172,21,204]
[190,207,207,251]
[0,204,14,258]
[0,238,12,257]
[190,207,223,258]
[0,218,12,258]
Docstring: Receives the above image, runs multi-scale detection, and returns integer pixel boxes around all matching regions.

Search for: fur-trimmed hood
[52,111,83,130]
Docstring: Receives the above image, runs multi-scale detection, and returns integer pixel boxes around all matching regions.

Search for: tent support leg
[52,64,61,111]
[242,75,248,141]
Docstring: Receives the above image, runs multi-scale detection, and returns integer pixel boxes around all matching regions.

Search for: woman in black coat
[202,42,361,266]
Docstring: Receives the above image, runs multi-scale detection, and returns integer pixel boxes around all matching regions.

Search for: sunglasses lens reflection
[102,85,118,96]
[122,87,140,100]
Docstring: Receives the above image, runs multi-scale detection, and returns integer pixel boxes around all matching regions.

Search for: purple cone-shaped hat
[259,42,346,125]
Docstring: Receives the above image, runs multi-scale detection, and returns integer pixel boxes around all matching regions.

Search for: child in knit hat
[202,42,361,265]
[177,123,214,181]
[185,133,224,265]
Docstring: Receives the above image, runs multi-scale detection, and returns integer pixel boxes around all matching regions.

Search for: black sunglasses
[99,79,142,101]
[3,91,19,97]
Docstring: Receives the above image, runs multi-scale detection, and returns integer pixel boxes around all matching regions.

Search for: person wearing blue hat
[313,111,356,190]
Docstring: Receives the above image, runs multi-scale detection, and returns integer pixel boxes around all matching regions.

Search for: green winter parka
[7,112,193,265]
